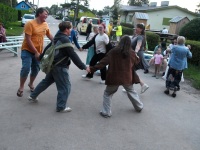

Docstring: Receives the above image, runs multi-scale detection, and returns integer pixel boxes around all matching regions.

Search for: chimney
[161,1,169,6]
[149,2,157,7]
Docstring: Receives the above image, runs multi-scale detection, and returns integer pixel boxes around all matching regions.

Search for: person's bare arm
[135,41,142,53]
[47,34,53,41]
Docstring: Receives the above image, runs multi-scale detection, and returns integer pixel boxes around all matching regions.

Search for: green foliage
[179,18,200,41]
[121,27,159,51]
[0,0,18,7]
[146,32,160,51]
[0,3,18,28]
[6,21,24,36]
[185,40,200,66]
[121,22,134,28]
[78,12,95,18]
[128,0,149,6]
[184,63,200,89]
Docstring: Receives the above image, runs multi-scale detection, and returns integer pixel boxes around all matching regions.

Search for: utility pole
[10,0,12,7]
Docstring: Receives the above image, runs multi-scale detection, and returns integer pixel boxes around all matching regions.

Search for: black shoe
[164,90,170,95]
[172,93,176,98]
[99,112,111,118]
[162,72,165,76]
[136,108,143,112]
[144,70,149,74]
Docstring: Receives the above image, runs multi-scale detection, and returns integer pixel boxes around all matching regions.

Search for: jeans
[20,50,40,78]
[30,66,71,111]
[101,85,143,116]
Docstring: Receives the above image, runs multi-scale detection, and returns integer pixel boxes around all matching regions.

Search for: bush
[0,3,18,28]
[121,22,134,28]
[146,32,160,51]
[179,18,200,41]
[121,26,160,51]
[122,26,133,35]
[185,40,200,66]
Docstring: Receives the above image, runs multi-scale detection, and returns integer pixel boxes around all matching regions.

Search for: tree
[0,0,18,7]
[128,0,149,6]
[102,6,110,15]
[196,3,200,13]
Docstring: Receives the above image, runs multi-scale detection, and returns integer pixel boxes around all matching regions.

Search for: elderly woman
[0,22,6,43]
[164,36,192,97]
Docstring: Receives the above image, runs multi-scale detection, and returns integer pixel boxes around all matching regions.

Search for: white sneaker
[141,84,149,94]
[122,88,127,92]
[100,80,105,84]
[28,96,38,103]
[57,107,72,113]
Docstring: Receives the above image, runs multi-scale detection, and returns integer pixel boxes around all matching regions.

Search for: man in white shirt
[162,27,168,34]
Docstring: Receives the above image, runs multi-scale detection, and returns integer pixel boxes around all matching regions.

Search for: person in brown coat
[89,35,144,118]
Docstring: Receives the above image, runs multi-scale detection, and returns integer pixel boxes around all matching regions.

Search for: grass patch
[6,21,24,36]
[184,63,200,89]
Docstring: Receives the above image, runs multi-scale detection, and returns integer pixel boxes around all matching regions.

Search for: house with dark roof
[15,0,37,12]
[119,1,198,31]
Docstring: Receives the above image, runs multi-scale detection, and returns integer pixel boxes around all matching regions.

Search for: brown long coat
[90,47,140,85]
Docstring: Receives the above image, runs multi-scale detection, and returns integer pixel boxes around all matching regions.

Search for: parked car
[21,14,35,27]
[77,16,102,35]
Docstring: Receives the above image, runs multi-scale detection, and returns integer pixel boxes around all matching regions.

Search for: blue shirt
[169,44,192,70]
[69,29,80,49]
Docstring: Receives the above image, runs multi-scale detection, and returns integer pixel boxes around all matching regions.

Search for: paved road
[0,16,200,150]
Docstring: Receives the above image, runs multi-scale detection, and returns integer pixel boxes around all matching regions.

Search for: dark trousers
[86,53,106,80]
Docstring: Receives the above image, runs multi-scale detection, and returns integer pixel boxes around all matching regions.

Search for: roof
[169,16,190,23]
[134,12,149,19]
[120,5,198,16]
[15,1,35,10]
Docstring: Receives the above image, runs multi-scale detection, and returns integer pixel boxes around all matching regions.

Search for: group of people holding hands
[16,7,192,118]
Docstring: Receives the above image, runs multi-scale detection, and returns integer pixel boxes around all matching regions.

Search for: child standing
[152,48,163,79]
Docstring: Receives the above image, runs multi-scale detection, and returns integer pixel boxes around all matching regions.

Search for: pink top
[154,54,163,64]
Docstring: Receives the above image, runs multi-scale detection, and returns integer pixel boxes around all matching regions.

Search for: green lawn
[6,21,24,36]
[184,63,200,89]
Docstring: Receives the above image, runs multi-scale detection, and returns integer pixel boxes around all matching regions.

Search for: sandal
[17,89,23,97]
[28,84,34,92]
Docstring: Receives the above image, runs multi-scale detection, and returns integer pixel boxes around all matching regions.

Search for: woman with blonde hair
[164,36,192,97]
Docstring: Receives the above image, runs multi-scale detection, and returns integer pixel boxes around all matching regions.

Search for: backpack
[40,42,73,74]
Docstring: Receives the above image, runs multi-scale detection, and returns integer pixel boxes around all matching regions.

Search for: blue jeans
[30,66,71,111]
[20,50,40,78]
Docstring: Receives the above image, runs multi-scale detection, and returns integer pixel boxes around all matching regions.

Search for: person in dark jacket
[28,21,90,113]
[89,35,143,118]
[86,19,92,40]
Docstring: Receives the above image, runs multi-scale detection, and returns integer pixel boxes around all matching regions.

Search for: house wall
[175,18,190,34]
[120,7,196,31]
[146,8,195,30]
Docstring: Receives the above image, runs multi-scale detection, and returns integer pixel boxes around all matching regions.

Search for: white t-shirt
[162,28,168,34]
[95,33,109,54]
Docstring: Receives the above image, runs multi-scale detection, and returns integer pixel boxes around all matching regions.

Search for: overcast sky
[34,0,199,12]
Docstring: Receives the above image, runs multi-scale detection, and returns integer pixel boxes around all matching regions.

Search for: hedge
[0,3,18,28]
[179,18,200,41]
[185,40,200,66]
[121,26,160,51]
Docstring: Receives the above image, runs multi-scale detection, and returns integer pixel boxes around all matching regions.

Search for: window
[162,18,171,26]
[128,15,133,22]
[21,5,25,8]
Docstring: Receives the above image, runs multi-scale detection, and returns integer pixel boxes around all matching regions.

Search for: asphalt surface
[0,16,200,150]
